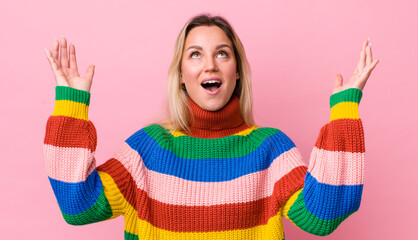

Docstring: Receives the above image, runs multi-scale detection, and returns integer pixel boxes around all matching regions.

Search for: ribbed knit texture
[186,95,250,138]
[44,86,365,239]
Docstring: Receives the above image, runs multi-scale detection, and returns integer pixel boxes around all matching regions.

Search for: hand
[45,37,95,92]
[333,39,379,94]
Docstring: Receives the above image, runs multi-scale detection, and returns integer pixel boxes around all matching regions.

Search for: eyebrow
[185,44,232,51]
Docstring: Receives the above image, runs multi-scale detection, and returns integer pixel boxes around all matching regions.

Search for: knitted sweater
[44,86,365,240]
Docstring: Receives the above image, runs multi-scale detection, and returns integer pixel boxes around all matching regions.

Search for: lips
[201,77,222,93]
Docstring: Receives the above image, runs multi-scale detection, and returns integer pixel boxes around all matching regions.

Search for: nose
[204,56,218,72]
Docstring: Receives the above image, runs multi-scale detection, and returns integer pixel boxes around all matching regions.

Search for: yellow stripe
[330,102,359,121]
[171,125,259,137]
[52,100,89,120]
[100,171,286,239]
[234,125,259,136]
[282,188,302,226]
[128,208,286,239]
[98,171,127,219]
[170,130,187,137]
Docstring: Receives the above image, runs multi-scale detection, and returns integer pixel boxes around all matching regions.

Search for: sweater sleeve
[281,88,365,236]
[43,86,129,225]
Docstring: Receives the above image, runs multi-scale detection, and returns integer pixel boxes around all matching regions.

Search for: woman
[44,14,378,239]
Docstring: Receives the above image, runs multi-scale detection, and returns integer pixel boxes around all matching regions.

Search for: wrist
[52,86,91,120]
[330,88,362,121]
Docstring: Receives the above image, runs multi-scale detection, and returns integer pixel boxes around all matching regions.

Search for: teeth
[203,80,220,84]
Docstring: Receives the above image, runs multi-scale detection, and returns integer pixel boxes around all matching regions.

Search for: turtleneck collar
[186,95,250,138]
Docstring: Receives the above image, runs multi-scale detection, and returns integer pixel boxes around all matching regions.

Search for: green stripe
[144,124,281,159]
[330,88,362,108]
[60,188,113,225]
[287,190,356,236]
[125,231,138,240]
[55,86,90,106]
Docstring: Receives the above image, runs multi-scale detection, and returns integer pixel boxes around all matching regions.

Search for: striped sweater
[44,86,365,239]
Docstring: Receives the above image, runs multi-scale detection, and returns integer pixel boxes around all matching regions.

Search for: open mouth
[201,80,222,92]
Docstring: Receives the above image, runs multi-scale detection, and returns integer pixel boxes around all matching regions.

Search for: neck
[186,95,250,138]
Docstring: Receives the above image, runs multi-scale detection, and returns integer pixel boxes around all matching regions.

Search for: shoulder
[250,125,296,148]
[251,125,292,139]
[124,124,171,149]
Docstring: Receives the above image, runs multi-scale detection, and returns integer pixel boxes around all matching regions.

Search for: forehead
[184,26,232,48]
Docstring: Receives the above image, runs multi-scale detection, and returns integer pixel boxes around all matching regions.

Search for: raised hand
[45,37,95,92]
[333,39,379,94]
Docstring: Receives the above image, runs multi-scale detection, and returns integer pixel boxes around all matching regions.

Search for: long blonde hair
[161,13,254,133]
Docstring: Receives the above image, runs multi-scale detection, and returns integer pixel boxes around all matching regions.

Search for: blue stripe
[49,170,103,215]
[303,171,363,220]
[125,129,296,182]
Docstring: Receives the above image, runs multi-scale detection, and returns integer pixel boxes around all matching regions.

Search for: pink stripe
[44,144,96,183]
[308,146,364,185]
[113,142,306,206]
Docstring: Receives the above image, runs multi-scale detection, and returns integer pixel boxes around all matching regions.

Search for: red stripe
[98,159,307,232]
[97,158,137,207]
[314,118,365,152]
[189,122,250,138]
[44,116,97,152]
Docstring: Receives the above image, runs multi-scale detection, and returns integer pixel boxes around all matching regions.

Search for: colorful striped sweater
[44,86,365,240]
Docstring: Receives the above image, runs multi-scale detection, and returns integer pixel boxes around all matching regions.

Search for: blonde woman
[44,13,378,239]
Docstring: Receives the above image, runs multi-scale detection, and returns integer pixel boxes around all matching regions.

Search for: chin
[201,98,227,111]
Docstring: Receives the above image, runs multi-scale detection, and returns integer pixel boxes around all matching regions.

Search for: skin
[332,39,379,94]
[45,38,94,92]
[45,35,379,108]
[180,26,240,111]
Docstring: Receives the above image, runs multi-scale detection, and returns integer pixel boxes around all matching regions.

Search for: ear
[236,72,240,80]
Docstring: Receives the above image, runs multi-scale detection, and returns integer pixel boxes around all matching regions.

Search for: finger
[60,37,69,68]
[356,39,368,71]
[359,58,379,87]
[69,43,78,70]
[46,48,67,86]
[334,73,343,88]
[52,39,60,68]
[366,44,372,66]
[85,65,95,82]
[45,48,58,72]
[367,58,379,72]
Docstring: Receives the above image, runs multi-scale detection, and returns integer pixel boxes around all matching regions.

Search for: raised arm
[282,39,379,235]
[44,38,127,225]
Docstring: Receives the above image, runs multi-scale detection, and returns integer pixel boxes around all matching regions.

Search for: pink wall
[1,0,417,239]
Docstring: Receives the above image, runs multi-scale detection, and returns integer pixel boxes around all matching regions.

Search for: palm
[45,37,94,92]
[333,39,379,94]
[56,67,91,91]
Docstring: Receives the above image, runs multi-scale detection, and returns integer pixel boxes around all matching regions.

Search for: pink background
[1,0,417,239]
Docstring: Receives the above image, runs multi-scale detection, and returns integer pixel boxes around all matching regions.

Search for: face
[181,26,239,111]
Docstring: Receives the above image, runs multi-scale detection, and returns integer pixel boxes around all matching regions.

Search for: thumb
[85,65,95,82]
[334,73,343,88]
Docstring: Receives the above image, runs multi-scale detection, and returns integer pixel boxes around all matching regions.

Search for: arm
[44,38,129,225]
[44,86,127,225]
[282,39,379,235]
[282,88,364,235]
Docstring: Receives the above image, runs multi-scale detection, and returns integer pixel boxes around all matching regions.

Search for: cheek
[181,65,201,84]
[223,62,238,79]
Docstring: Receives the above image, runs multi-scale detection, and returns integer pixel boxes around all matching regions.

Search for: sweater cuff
[329,88,362,121]
[52,86,91,121]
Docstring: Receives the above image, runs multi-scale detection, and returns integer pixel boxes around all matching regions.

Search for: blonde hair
[161,13,254,133]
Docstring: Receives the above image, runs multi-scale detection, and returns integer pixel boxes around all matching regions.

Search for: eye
[217,51,228,58]
[190,51,200,58]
